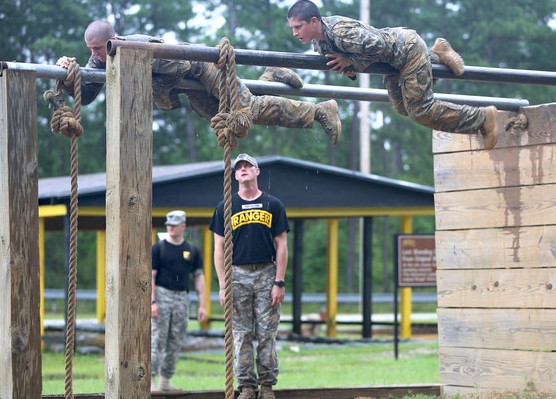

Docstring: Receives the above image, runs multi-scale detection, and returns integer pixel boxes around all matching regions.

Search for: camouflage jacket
[312,16,416,72]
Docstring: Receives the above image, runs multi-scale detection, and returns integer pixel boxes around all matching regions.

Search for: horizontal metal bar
[236,80,529,111]
[106,39,556,86]
[1,61,528,111]
[1,61,105,82]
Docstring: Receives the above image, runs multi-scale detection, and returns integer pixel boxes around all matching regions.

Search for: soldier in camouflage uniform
[287,0,498,150]
[209,154,289,399]
[56,20,341,145]
[150,210,206,392]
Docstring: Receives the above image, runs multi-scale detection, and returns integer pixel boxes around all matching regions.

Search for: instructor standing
[210,154,290,399]
[151,210,207,392]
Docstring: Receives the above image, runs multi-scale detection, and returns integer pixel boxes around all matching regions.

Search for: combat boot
[159,376,181,392]
[315,100,341,145]
[431,38,465,76]
[153,87,183,110]
[481,106,498,150]
[259,67,304,89]
[258,385,276,399]
[238,386,256,399]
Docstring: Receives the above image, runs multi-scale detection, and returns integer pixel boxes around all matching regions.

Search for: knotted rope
[43,61,83,399]
[43,62,84,138]
[210,37,252,399]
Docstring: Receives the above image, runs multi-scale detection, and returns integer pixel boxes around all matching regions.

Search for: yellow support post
[39,217,45,349]
[96,230,106,323]
[400,215,413,339]
[202,226,213,330]
[326,219,339,337]
[38,204,67,217]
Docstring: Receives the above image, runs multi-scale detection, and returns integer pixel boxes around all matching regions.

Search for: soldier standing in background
[151,210,206,392]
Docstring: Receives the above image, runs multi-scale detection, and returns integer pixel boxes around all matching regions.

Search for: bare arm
[325,53,354,73]
[56,55,105,105]
[213,233,226,306]
[151,269,159,319]
[272,231,288,306]
[194,272,207,322]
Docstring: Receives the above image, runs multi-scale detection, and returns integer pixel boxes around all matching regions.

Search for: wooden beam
[438,308,556,351]
[0,69,42,397]
[104,46,153,398]
[437,268,556,308]
[439,346,556,393]
[37,384,443,398]
[436,225,556,270]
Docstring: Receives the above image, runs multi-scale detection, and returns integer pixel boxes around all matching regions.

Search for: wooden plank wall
[433,103,556,396]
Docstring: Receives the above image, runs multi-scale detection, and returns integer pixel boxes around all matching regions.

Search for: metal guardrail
[44,289,436,303]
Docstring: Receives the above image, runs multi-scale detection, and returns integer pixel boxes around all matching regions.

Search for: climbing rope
[210,37,253,399]
[43,61,83,399]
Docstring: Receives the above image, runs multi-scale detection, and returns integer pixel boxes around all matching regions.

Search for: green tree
[3,0,556,294]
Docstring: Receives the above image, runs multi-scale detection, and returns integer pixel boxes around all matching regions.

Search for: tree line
[2,0,555,294]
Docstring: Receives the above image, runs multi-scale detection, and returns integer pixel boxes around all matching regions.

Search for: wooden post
[104,46,153,398]
[0,69,42,398]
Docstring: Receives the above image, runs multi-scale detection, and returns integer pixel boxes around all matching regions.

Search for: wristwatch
[273,280,285,288]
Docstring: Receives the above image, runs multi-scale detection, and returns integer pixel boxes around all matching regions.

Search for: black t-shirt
[209,192,290,265]
[151,240,203,291]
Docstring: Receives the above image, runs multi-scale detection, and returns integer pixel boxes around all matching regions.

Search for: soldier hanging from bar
[287,0,499,149]
[56,20,341,145]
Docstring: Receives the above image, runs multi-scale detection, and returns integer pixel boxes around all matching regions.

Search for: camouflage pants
[153,58,317,128]
[232,262,280,389]
[151,286,190,378]
[383,31,485,133]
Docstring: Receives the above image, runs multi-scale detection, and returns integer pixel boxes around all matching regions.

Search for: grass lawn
[30,314,556,398]
[41,337,439,395]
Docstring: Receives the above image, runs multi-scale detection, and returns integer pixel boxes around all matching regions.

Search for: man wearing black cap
[209,154,289,399]
[150,210,206,392]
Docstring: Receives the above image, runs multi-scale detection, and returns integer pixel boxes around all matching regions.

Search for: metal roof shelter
[38,155,434,338]
[39,155,434,226]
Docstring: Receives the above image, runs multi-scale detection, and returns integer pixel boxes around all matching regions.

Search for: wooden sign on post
[397,234,436,287]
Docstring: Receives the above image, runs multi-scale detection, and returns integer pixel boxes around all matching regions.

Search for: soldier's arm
[57,56,105,105]
[194,272,207,322]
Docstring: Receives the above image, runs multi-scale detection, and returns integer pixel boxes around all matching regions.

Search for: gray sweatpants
[232,263,281,389]
[151,286,190,379]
